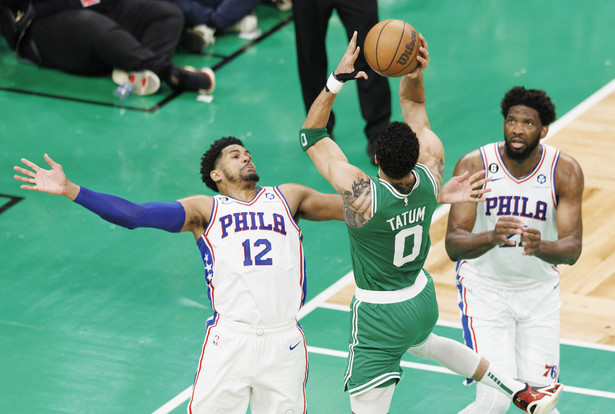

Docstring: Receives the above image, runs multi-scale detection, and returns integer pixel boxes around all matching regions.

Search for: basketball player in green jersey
[299,32,564,414]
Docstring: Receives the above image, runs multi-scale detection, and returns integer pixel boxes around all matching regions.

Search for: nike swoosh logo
[289,341,301,350]
[490,177,504,182]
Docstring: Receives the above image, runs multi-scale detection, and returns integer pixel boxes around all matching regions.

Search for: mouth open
[509,138,526,150]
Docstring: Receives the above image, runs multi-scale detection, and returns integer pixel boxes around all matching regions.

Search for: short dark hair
[200,136,244,192]
[375,121,420,179]
[501,86,556,126]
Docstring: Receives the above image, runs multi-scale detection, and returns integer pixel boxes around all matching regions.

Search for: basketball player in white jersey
[13,138,345,414]
[445,87,584,413]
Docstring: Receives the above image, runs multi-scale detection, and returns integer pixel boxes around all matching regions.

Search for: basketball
[364,19,420,77]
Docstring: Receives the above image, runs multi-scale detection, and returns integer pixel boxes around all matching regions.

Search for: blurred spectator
[172,0,291,53]
[0,0,214,95]
[170,0,262,53]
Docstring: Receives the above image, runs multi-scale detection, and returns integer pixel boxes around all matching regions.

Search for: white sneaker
[193,24,216,47]
[226,14,258,34]
[111,69,160,96]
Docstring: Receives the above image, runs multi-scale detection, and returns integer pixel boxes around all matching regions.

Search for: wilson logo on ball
[396,31,418,66]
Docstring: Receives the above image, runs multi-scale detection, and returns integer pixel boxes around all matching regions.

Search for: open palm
[440,170,491,204]
[14,154,69,195]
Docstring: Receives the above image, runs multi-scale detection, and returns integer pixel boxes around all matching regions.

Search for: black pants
[293,0,391,144]
[21,0,183,79]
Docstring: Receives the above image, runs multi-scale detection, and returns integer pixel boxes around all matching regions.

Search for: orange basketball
[364,19,420,77]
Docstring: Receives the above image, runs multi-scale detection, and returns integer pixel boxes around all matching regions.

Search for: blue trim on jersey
[219,186,266,205]
[495,143,546,183]
[273,186,307,307]
[551,150,561,207]
[196,236,215,311]
[478,146,489,198]
[456,269,476,385]
[456,272,475,350]
[205,312,218,330]
[300,234,307,307]
[273,186,301,231]
[202,196,217,236]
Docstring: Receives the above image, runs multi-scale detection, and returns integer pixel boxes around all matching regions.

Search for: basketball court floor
[1,1,614,412]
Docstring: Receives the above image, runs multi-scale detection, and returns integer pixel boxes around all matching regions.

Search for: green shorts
[343,271,439,395]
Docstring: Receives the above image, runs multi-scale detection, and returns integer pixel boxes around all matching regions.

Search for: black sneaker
[168,66,215,94]
[180,29,206,53]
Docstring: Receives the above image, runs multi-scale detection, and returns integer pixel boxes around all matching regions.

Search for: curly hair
[375,121,420,179]
[200,136,244,192]
[501,86,556,126]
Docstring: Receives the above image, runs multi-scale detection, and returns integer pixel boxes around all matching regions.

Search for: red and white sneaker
[513,383,563,414]
[112,69,160,96]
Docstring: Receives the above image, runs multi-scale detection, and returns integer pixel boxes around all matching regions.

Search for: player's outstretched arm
[299,32,373,227]
[278,183,344,222]
[300,31,366,183]
[14,154,187,233]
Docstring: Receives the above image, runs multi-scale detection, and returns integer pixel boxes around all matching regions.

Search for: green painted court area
[1,1,614,412]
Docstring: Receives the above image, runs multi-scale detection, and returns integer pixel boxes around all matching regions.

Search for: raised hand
[14,154,78,198]
[334,31,368,80]
[439,170,492,204]
[405,33,430,78]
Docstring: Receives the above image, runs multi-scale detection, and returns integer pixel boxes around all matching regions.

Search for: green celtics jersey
[347,163,439,291]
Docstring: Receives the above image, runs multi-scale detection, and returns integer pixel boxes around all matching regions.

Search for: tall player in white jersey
[446,86,584,413]
[13,137,344,414]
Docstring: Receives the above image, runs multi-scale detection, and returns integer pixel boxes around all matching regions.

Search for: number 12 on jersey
[242,238,273,266]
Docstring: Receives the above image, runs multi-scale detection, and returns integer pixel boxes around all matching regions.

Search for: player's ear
[540,125,549,139]
[210,169,222,184]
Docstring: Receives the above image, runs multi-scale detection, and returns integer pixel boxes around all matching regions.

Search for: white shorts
[188,315,308,414]
[457,276,561,385]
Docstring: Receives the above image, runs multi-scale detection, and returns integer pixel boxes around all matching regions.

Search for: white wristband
[326,73,344,94]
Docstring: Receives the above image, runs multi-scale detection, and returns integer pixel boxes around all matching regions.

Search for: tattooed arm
[341,175,372,228]
[304,149,374,228]
[301,32,374,228]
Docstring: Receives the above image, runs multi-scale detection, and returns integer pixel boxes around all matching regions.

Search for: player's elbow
[444,237,461,262]
[565,245,583,265]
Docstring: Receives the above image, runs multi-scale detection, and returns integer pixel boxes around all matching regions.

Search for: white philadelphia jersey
[458,143,561,290]
[197,186,305,326]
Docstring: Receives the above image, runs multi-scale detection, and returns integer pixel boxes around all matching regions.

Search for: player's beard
[222,166,260,184]
[243,172,260,183]
[503,131,541,161]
